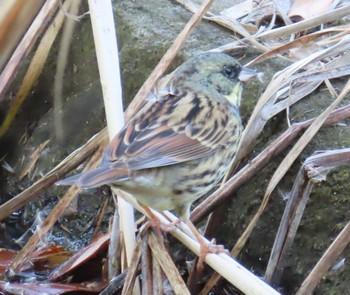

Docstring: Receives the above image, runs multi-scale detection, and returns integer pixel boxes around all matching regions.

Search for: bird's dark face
[172,52,254,107]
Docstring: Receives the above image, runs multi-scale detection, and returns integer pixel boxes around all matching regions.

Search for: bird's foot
[197,238,229,272]
[144,218,180,235]
[140,215,180,239]
[139,204,180,237]
[182,218,230,272]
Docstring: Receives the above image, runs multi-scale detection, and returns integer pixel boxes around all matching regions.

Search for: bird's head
[172,52,256,107]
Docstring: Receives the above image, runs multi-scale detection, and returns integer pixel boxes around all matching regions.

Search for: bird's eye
[222,65,239,79]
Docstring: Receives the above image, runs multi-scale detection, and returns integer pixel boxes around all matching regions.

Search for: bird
[57,52,256,269]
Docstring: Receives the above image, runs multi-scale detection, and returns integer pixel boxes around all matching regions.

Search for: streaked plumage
[58,53,255,258]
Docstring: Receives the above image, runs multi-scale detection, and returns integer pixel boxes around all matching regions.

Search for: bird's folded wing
[104,124,218,170]
[56,166,129,188]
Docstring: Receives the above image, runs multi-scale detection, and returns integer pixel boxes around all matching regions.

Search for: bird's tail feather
[56,166,128,188]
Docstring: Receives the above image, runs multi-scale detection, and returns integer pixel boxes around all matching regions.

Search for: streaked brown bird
[58,52,256,268]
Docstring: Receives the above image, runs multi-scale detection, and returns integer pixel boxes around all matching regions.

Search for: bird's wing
[102,89,235,171]
[104,125,215,170]
[57,122,215,188]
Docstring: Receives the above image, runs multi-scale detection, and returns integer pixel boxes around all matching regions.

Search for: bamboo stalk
[87,1,140,293]
[161,211,280,295]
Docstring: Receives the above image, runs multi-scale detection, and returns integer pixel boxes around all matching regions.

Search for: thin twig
[148,233,191,295]
[265,173,314,284]
[246,25,350,67]
[18,139,50,180]
[92,198,110,241]
[257,4,350,40]
[296,221,350,294]
[152,252,163,294]
[54,0,82,142]
[100,271,127,295]
[141,235,153,294]
[121,240,142,295]
[108,196,121,279]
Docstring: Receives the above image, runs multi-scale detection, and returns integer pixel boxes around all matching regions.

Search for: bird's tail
[56,166,128,189]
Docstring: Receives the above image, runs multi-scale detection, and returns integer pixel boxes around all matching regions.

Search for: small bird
[58,52,256,268]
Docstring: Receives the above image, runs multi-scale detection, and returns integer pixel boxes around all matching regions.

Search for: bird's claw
[141,218,180,237]
[197,240,229,272]
[209,238,230,255]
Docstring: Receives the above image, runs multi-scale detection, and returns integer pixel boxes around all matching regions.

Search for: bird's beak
[238,67,257,82]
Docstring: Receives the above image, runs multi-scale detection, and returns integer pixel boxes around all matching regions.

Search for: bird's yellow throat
[225,83,242,107]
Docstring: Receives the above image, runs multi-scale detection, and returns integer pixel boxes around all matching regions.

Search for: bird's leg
[140,205,180,236]
[183,218,227,272]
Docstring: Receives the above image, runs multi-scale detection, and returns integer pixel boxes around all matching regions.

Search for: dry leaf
[49,234,110,281]
[289,0,336,22]
[220,0,253,20]
[0,281,107,295]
